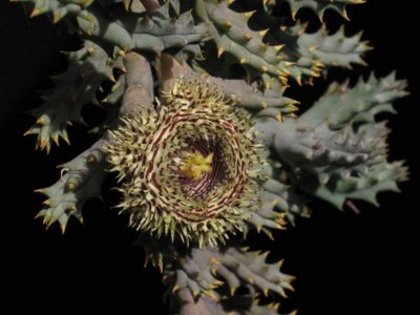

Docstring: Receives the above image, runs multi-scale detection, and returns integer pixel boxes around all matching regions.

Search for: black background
[0,1,418,314]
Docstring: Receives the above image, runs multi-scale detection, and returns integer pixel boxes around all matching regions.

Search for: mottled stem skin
[121,52,154,115]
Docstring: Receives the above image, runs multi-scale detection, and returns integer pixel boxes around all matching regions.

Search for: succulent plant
[11,0,409,313]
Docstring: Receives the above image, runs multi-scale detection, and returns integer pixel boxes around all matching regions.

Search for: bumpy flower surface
[107,77,267,247]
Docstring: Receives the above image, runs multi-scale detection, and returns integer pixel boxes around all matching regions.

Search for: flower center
[179,151,214,181]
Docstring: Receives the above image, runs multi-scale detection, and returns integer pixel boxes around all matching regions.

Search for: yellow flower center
[179,151,213,181]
